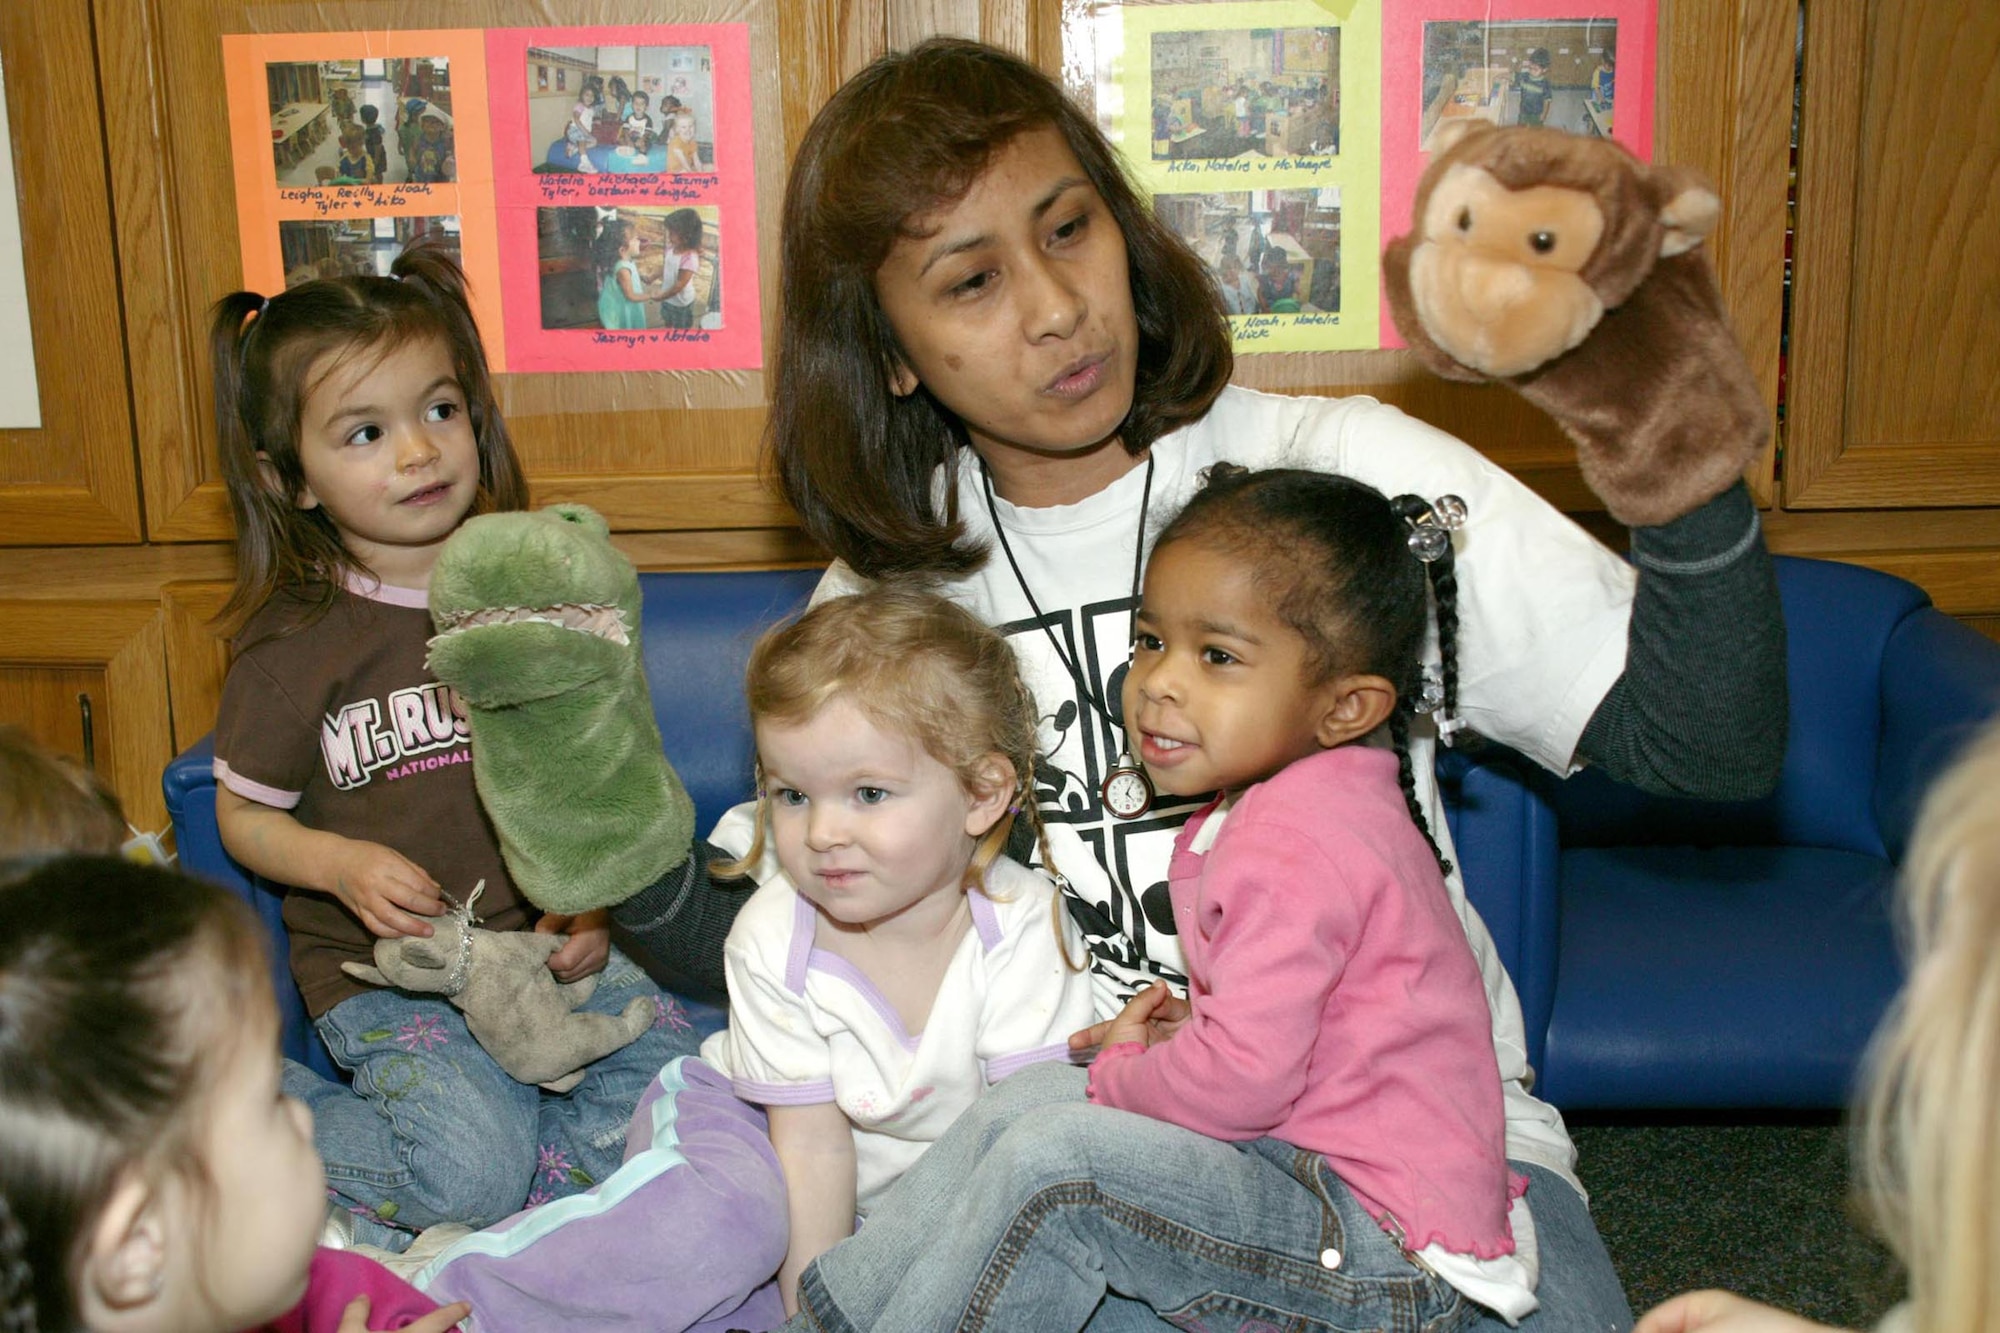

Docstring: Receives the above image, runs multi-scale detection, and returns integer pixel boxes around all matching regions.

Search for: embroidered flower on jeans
[525,1186,554,1208]
[653,995,692,1033]
[537,1144,576,1185]
[393,1014,449,1052]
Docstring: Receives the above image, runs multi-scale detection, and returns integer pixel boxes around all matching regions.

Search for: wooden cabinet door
[0,1,142,545]
[0,601,173,831]
[1786,0,2000,509]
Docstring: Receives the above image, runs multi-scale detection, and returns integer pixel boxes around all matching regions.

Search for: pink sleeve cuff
[213,758,303,810]
[1084,1041,1147,1104]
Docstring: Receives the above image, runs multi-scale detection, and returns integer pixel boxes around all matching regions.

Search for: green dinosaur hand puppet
[427,504,694,914]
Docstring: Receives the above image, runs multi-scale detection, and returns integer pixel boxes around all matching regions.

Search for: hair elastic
[237,295,270,343]
[1403,494,1468,563]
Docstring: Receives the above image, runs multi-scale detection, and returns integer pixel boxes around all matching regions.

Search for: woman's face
[873,126,1138,475]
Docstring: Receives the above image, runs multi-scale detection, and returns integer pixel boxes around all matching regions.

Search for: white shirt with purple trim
[698,855,1095,1214]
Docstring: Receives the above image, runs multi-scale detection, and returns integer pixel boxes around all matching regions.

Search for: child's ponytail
[210,288,327,628]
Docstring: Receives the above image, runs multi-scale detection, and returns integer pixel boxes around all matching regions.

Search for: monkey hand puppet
[1383,122,1769,527]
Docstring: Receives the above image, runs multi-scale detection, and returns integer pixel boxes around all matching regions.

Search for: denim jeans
[286,946,701,1250]
[793,1063,1633,1333]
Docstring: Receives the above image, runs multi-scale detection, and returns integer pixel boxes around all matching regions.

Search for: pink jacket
[252,1248,450,1332]
[1087,745,1520,1257]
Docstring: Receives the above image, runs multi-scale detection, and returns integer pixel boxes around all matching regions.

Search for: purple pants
[416,1056,788,1332]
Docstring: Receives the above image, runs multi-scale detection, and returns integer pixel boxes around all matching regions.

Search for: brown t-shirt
[213,578,528,1017]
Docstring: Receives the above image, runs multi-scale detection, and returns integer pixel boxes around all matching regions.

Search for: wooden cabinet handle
[78,692,96,771]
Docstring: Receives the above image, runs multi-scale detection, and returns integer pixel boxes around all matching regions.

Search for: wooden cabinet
[1772,0,2000,614]
[1789,0,2000,510]
[0,601,174,830]
[0,0,144,546]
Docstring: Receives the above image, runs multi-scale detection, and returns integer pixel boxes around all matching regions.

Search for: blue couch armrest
[1875,605,2000,862]
[163,737,340,1079]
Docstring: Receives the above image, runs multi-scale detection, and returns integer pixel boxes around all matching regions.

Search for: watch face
[1102,767,1153,819]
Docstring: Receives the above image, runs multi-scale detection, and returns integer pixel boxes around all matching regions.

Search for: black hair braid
[0,1195,37,1333]
[1388,706,1453,877]
[1429,547,1461,723]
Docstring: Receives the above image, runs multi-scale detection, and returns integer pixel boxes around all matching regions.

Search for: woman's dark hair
[1153,465,1462,873]
[0,857,271,1332]
[208,238,528,631]
[770,37,1233,580]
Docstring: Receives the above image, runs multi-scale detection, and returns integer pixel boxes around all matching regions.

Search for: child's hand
[336,1294,473,1332]
[537,909,611,982]
[330,841,445,938]
[1635,1291,1846,1333]
[1069,981,1190,1053]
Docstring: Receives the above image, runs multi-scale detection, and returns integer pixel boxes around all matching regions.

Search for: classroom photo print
[537,205,722,333]
[1149,26,1339,162]
[279,216,462,288]
[1419,17,1617,149]
[1153,187,1341,316]
[268,57,457,187]
[527,44,716,176]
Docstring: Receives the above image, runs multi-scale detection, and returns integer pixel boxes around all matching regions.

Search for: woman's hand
[539,909,612,982]
[1069,981,1190,1053]
[328,840,445,938]
[1635,1290,1850,1333]
[336,1294,473,1332]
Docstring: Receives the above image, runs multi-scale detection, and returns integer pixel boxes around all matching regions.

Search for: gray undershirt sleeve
[608,840,751,995]
[1574,481,1788,799]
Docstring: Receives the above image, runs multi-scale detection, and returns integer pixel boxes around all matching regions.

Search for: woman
[624,36,1786,1333]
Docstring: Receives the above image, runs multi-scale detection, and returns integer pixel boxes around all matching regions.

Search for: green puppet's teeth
[433,602,630,646]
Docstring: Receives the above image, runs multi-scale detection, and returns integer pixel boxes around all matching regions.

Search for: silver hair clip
[258,295,270,314]
[1404,494,1468,563]
[1412,671,1447,716]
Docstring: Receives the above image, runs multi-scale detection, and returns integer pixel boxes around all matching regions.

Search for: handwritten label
[591,328,715,347]
[1163,156,1337,179]
[537,173,719,205]
[277,184,438,216]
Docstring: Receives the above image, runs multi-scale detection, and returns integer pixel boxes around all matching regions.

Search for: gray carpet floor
[1571,1117,1905,1328]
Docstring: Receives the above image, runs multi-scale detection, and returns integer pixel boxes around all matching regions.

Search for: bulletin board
[104,0,835,551]
[222,23,765,374]
[1068,0,1654,355]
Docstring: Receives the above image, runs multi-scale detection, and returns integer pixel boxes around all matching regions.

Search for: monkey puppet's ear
[1426,117,1497,156]
[1650,167,1721,257]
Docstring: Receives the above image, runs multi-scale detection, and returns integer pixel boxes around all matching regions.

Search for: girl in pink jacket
[1085,462,1539,1324]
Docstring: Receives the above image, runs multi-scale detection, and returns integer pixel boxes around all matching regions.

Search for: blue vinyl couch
[164,558,2000,1108]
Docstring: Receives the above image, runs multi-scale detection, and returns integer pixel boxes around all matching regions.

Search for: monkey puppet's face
[1408,163,1609,378]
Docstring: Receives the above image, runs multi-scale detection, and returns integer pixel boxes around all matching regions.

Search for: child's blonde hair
[719,586,1060,907]
[0,857,274,1329]
[1857,718,2000,1331]
[0,726,127,867]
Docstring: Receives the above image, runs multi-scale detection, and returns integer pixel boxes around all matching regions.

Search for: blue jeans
[792,1063,1633,1333]
[287,947,701,1250]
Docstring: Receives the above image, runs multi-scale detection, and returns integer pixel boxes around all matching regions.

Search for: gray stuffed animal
[340,882,654,1093]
